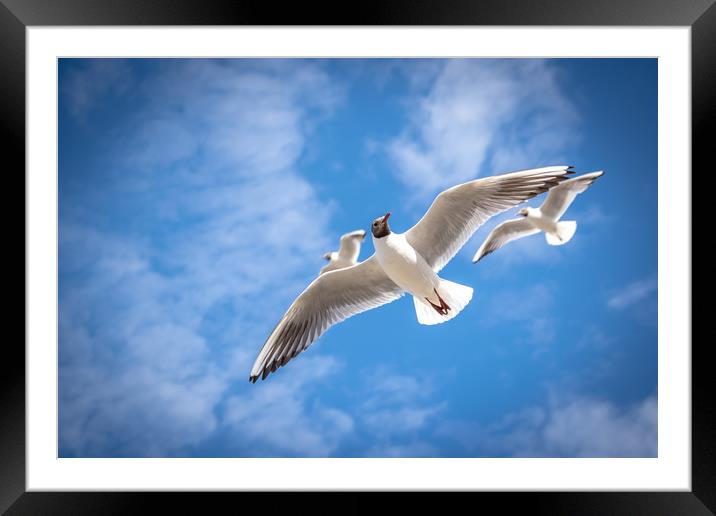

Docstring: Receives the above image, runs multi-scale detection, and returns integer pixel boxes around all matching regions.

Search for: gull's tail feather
[545,220,577,246]
[413,279,473,325]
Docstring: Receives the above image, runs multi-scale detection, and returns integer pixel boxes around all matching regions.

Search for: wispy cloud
[59,59,347,456]
[61,59,133,118]
[439,394,657,457]
[608,276,658,310]
[477,282,558,357]
[388,59,579,201]
[482,282,555,322]
[568,203,614,227]
[355,367,446,456]
[222,356,354,457]
[577,325,616,351]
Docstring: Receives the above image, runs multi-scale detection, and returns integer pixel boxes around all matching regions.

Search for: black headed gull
[472,171,604,263]
[249,166,574,382]
[320,229,366,275]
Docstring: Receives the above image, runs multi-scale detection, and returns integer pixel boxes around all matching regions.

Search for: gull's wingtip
[582,170,605,180]
[471,248,485,263]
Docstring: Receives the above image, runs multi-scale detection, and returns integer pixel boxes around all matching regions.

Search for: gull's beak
[323,253,331,261]
[382,212,391,223]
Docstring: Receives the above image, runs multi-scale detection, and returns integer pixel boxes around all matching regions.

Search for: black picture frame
[4,0,707,513]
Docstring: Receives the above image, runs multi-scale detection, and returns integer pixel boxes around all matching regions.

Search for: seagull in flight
[249,166,574,382]
[320,229,367,275]
[472,171,604,263]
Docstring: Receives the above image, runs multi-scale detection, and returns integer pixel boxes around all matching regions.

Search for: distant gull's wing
[405,166,574,272]
[540,171,604,220]
[337,229,366,260]
[341,229,367,240]
[250,256,403,382]
[471,218,540,263]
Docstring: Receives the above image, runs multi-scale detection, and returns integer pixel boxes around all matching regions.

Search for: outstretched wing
[471,218,540,263]
[406,166,573,272]
[250,256,403,382]
[540,171,604,220]
[337,229,366,260]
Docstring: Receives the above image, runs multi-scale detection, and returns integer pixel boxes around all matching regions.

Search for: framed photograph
[7,0,707,512]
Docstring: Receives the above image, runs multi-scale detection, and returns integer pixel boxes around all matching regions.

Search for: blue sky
[58,58,657,458]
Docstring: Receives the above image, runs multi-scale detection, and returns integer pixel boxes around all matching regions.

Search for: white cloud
[364,442,439,458]
[440,394,657,457]
[541,396,657,457]
[568,203,614,227]
[388,59,579,201]
[363,405,446,435]
[477,282,558,356]
[577,326,616,351]
[482,282,555,322]
[222,356,355,457]
[59,59,348,456]
[608,276,658,310]
[364,369,430,405]
[357,368,446,447]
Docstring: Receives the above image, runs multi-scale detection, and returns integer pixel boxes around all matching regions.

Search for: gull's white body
[523,208,558,234]
[472,171,603,262]
[249,165,576,382]
[374,232,474,325]
[374,232,437,300]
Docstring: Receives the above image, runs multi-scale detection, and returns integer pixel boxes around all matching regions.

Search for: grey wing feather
[406,166,574,272]
[250,256,403,382]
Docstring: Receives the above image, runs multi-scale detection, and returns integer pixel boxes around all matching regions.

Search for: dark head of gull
[371,212,392,239]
